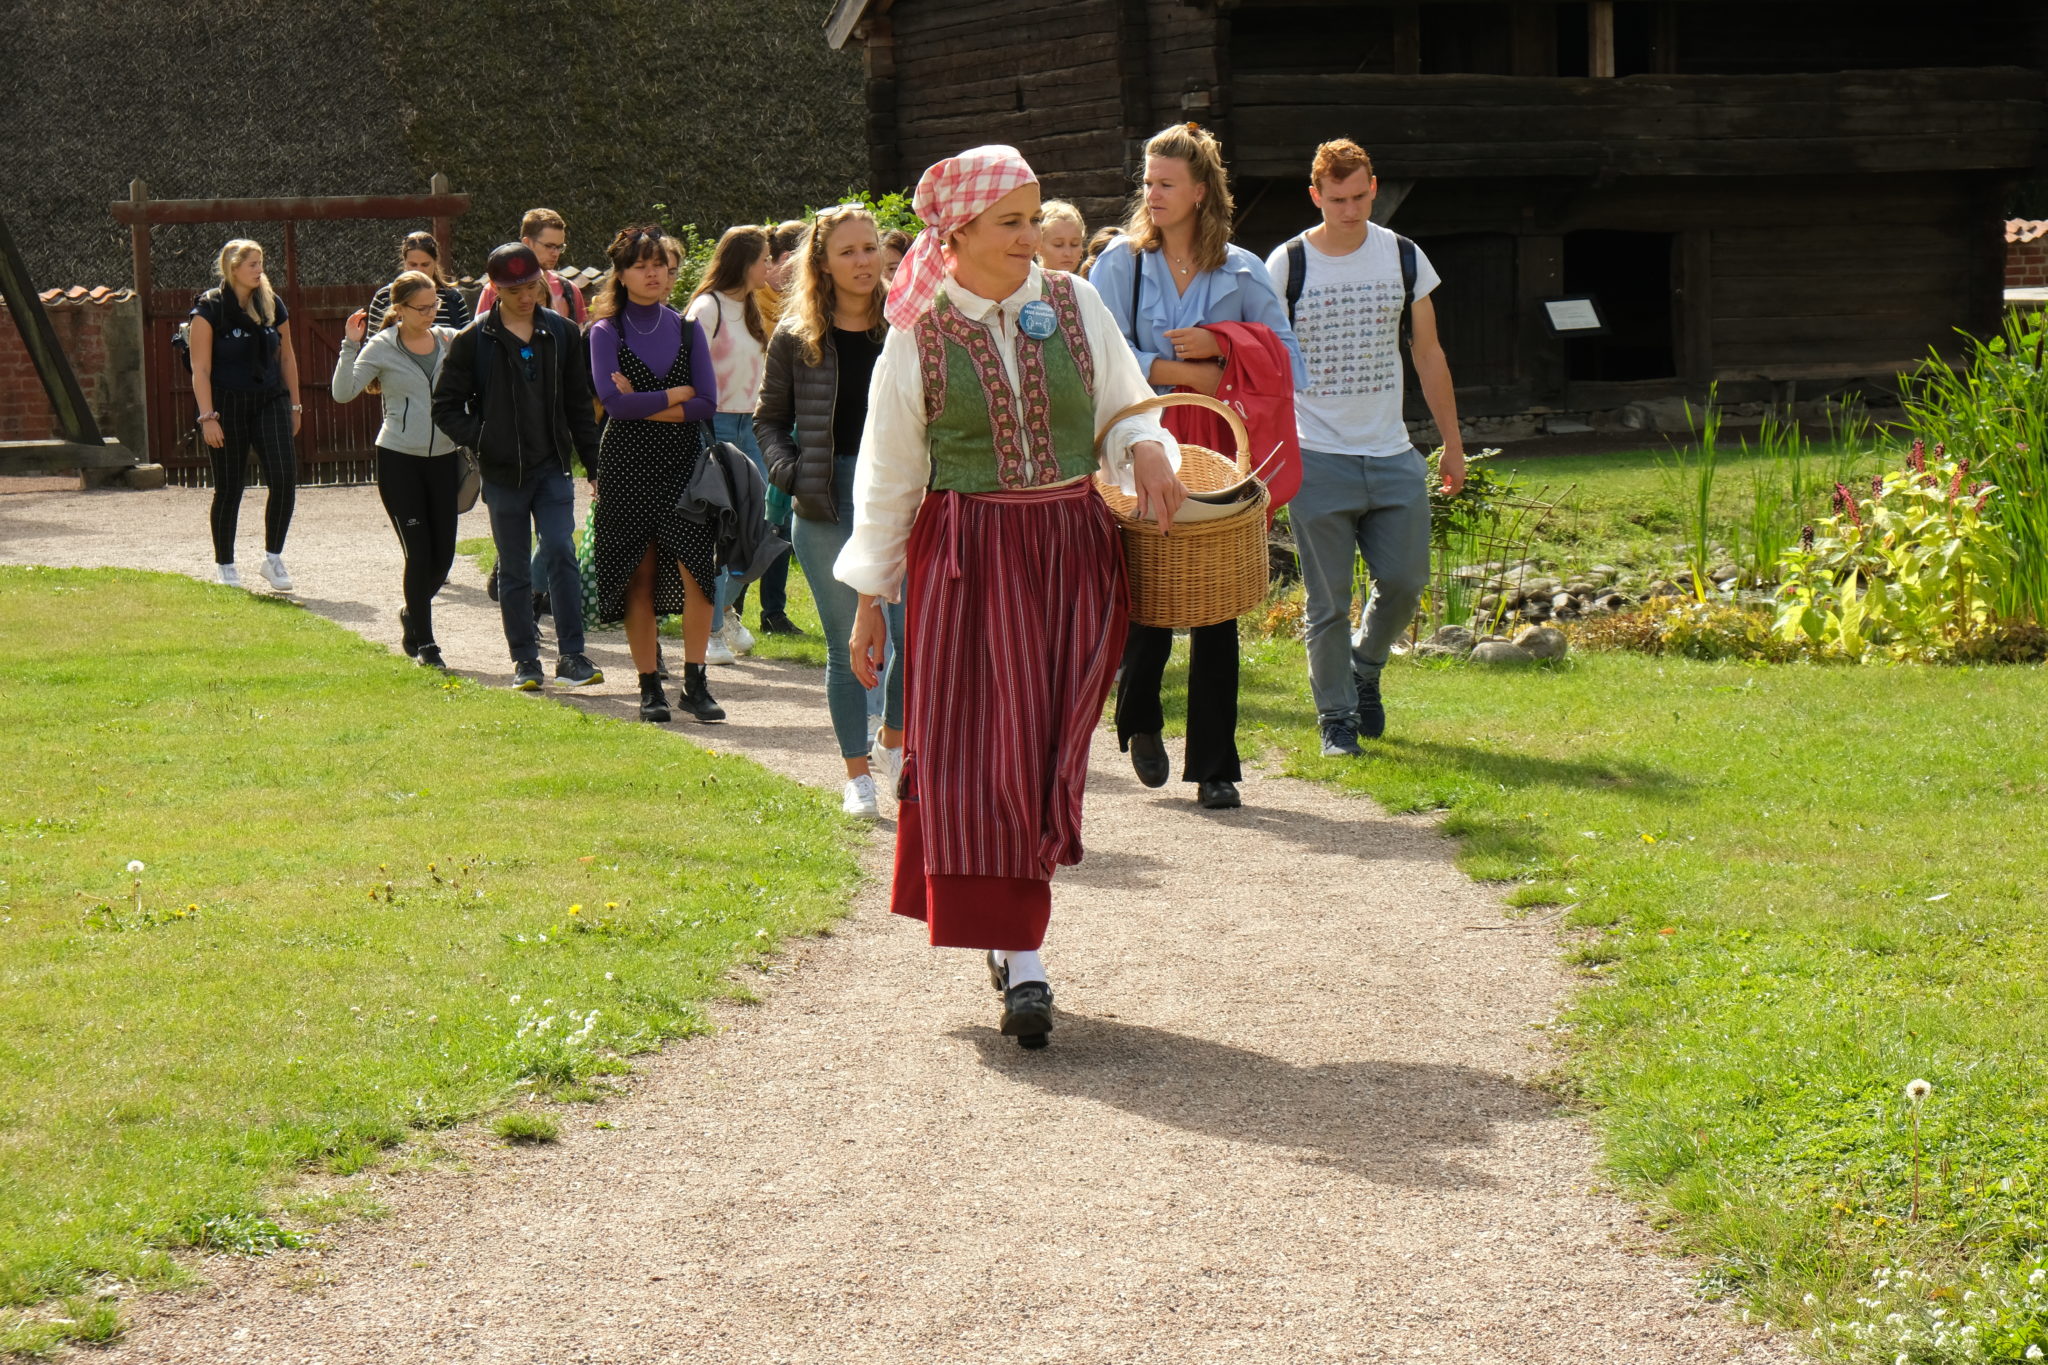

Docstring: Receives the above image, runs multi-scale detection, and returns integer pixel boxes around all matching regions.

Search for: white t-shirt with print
[1264,226,1440,458]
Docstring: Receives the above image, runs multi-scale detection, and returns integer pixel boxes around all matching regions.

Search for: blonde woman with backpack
[333,270,465,669]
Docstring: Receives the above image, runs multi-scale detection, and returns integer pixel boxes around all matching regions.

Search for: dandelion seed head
[126,860,145,874]
[1905,1078,1933,1101]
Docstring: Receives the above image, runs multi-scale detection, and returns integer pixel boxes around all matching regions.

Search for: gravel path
[1,483,1788,1364]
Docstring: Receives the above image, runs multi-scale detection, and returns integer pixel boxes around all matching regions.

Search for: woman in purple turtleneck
[588,225,724,723]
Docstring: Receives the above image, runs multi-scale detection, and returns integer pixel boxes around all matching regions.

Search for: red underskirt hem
[889,798,1053,950]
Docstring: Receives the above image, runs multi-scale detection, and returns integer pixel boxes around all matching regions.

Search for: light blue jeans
[791,455,904,759]
[1292,446,1432,722]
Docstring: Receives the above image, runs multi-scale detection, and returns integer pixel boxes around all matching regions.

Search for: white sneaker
[869,736,902,793]
[216,563,240,586]
[259,554,294,593]
[841,774,880,819]
[704,634,737,666]
[725,610,756,656]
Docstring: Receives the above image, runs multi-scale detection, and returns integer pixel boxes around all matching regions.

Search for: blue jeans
[791,455,903,759]
[483,467,586,663]
[712,412,790,621]
[1292,446,1431,722]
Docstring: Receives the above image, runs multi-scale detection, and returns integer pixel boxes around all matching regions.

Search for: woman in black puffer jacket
[754,205,905,821]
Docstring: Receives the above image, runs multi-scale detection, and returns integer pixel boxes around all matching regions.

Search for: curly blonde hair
[1122,123,1235,275]
[782,205,886,367]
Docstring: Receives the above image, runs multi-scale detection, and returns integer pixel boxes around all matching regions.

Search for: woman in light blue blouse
[1090,122,1303,812]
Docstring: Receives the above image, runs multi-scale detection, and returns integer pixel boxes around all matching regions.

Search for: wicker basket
[1095,392,1270,629]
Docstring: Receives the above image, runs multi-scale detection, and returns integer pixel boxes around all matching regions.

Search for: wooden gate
[111,178,470,486]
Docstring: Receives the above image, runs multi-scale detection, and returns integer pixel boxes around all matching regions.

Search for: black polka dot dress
[590,333,718,625]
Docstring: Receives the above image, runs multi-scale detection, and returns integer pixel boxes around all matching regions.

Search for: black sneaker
[1319,716,1362,757]
[487,565,500,602]
[513,660,544,691]
[1354,669,1386,740]
[533,591,551,619]
[554,653,602,688]
[759,612,803,637]
[416,643,448,671]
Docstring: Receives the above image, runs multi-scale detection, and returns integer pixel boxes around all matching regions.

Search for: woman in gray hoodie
[333,270,465,668]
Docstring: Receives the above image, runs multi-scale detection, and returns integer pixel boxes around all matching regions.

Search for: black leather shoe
[759,612,803,636]
[1198,779,1242,810]
[1128,731,1170,788]
[1000,980,1054,1047]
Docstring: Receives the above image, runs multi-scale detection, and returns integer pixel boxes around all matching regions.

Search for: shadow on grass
[956,1016,1550,1189]
[1387,737,1697,802]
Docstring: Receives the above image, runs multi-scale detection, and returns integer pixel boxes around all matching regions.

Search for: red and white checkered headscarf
[884,145,1038,330]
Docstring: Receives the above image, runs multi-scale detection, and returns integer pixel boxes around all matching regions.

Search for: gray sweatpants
[1292,446,1432,723]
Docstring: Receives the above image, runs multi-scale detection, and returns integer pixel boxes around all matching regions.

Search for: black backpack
[1283,230,1418,350]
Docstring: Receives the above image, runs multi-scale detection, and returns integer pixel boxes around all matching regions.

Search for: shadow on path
[954,1015,1552,1189]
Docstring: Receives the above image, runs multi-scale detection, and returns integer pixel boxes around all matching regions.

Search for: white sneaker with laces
[870,736,902,794]
[216,564,241,586]
[705,634,737,666]
[725,610,756,656]
[841,774,879,819]
[259,554,294,592]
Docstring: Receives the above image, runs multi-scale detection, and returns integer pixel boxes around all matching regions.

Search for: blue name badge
[1017,299,1058,341]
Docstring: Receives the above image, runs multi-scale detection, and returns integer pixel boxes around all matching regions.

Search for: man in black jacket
[433,243,603,691]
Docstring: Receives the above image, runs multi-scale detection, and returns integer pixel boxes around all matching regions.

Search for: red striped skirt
[891,479,1129,949]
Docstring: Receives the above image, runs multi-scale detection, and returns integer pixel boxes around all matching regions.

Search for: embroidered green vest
[915,270,1099,493]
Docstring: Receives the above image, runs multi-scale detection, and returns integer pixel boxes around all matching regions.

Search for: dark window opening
[1229,6,1398,75]
[1612,3,1658,76]
[1420,3,1514,74]
[1562,230,1676,382]
[1556,3,1590,77]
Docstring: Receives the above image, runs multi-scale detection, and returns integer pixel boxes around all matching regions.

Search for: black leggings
[375,448,462,645]
[209,390,296,564]
[1114,620,1243,783]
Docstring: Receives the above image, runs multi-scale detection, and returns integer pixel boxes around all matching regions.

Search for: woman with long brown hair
[587,225,723,723]
[687,224,797,647]
[1087,123,1303,812]
[756,205,904,818]
[333,270,465,667]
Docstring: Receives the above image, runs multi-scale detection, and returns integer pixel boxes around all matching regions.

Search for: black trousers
[208,389,296,564]
[376,448,462,646]
[1114,619,1243,783]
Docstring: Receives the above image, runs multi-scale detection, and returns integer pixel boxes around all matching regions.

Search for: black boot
[676,662,726,723]
[638,671,671,723]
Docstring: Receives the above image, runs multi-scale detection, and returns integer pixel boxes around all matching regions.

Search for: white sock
[994,949,1047,987]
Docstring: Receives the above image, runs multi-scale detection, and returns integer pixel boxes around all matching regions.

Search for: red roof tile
[2008,220,2048,245]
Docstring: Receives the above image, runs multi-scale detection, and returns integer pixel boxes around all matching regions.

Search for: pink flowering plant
[1773,441,2012,660]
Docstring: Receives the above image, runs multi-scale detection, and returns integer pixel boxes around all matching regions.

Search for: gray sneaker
[1319,717,1363,758]
[554,653,603,687]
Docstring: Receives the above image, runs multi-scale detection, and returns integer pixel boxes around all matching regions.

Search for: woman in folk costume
[835,147,1188,1050]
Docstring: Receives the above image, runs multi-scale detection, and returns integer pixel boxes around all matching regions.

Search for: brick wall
[0,290,145,453]
[2009,221,2048,289]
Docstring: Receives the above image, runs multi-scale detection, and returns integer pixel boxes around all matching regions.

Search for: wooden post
[1392,4,1422,75]
[429,173,453,256]
[1675,229,1714,384]
[1589,0,1616,77]
[127,179,156,465]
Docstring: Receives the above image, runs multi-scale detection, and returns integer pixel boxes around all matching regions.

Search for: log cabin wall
[842,0,2046,414]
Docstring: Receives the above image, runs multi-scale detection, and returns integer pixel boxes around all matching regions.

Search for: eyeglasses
[518,344,537,382]
[402,301,437,315]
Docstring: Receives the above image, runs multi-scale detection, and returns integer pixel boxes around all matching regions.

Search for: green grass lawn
[1194,446,2048,1360]
[0,567,860,1352]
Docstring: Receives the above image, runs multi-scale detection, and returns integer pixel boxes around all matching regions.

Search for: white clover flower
[508,994,520,1005]
[2025,1344,2042,1360]
[1905,1078,1932,1101]
[2030,1268,2045,1286]
[126,860,145,874]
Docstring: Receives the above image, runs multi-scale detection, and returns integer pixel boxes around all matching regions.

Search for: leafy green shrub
[807,187,923,235]
[1774,442,2012,660]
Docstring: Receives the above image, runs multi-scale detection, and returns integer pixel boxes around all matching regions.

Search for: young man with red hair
[1266,139,1467,756]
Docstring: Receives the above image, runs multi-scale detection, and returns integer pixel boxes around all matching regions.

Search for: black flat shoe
[1128,731,1170,788]
[1000,980,1054,1047]
[1198,779,1242,810]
